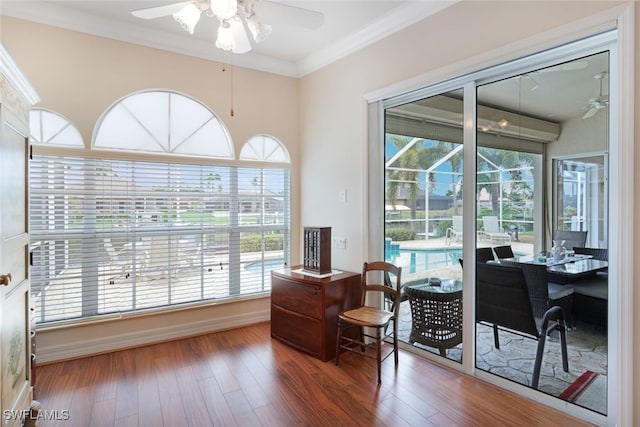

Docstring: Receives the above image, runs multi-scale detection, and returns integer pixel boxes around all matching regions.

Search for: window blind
[30,155,290,324]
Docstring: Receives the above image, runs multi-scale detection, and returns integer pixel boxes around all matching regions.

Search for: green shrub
[240,234,283,252]
[436,220,452,238]
[385,228,416,241]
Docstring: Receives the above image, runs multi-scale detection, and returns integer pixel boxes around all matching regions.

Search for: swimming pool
[385,247,463,274]
[244,259,285,274]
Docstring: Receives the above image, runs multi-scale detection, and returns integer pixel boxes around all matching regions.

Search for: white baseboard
[36,308,270,364]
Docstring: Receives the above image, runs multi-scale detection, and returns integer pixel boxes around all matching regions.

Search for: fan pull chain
[229,56,235,117]
[221,53,235,117]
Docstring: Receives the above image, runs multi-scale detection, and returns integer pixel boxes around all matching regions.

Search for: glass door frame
[370,25,631,425]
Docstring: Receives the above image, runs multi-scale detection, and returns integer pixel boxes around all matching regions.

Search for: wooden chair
[336,261,401,384]
[383,270,408,313]
[476,262,569,389]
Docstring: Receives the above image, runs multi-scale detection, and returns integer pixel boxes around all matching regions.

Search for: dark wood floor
[33,322,592,426]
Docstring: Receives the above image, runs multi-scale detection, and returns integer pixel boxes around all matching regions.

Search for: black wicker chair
[553,230,588,250]
[492,245,514,259]
[476,247,495,263]
[573,246,608,261]
[476,262,569,389]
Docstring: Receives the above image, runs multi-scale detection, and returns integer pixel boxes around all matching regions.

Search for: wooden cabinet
[271,267,361,361]
[1,43,40,426]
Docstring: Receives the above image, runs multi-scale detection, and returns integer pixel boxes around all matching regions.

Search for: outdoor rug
[559,370,607,415]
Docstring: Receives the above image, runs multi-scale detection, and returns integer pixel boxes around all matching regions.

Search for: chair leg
[335,319,342,366]
[532,334,547,389]
[558,323,569,373]
[492,324,500,349]
[376,327,382,384]
[393,320,399,367]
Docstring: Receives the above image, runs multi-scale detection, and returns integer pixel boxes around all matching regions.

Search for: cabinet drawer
[272,276,323,319]
[271,305,322,357]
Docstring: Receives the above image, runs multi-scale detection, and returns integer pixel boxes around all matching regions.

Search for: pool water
[385,248,463,274]
[244,259,285,274]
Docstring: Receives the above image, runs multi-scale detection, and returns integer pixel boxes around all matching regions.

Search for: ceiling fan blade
[260,1,324,29]
[230,19,252,54]
[131,1,193,19]
[582,107,599,119]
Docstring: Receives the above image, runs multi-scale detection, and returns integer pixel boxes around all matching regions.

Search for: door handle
[0,273,12,286]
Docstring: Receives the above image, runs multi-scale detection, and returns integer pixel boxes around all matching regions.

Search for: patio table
[498,255,608,284]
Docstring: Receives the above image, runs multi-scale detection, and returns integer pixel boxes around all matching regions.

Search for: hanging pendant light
[215,20,236,51]
[173,3,202,34]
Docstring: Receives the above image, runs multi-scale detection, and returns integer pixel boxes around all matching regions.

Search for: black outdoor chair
[521,263,575,330]
[458,247,496,268]
[492,245,514,259]
[476,247,495,263]
[476,262,569,389]
[573,246,609,261]
[553,230,588,250]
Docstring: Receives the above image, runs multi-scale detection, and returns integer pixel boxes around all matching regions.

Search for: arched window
[93,90,234,158]
[29,93,290,325]
[29,108,83,147]
[240,134,290,162]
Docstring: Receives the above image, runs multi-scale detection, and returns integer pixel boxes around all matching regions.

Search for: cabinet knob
[0,273,12,286]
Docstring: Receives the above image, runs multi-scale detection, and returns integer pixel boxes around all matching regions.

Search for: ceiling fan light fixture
[215,20,236,51]
[173,3,202,34]
[210,0,238,21]
[247,14,271,43]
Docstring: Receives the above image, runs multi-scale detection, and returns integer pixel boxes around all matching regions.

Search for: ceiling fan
[131,0,324,54]
[582,71,608,119]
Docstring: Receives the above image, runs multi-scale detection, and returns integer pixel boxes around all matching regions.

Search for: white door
[1,55,36,426]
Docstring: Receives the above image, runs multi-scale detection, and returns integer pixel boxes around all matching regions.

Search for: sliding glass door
[384,89,465,364]
[381,44,611,416]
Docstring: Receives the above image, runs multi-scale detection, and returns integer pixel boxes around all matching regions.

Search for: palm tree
[386,135,421,220]
[477,147,534,222]
[386,135,460,236]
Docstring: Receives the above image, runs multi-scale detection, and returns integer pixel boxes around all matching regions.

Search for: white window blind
[30,155,290,324]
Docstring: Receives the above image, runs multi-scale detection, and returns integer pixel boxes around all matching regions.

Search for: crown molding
[1,1,300,76]
[1,1,458,78]
[0,42,41,104]
[296,1,459,77]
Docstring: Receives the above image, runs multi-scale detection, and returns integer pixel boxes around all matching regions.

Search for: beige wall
[1,1,638,424]
[0,17,300,157]
[0,17,301,362]
[299,1,637,424]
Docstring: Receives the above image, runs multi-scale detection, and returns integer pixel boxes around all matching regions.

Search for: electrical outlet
[333,237,346,249]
